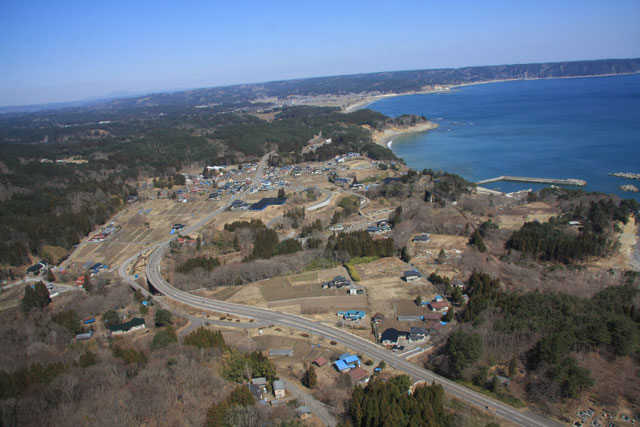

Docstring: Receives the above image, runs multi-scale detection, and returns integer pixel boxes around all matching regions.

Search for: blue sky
[1,0,639,106]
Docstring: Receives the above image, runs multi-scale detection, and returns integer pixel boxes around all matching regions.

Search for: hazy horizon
[2,0,639,107]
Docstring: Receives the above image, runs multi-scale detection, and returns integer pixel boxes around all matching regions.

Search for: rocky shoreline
[620,184,639,192]
[609,172,640,180]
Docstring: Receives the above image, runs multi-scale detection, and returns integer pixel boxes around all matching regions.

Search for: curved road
[117,153,561,427]
[140,244,559,427]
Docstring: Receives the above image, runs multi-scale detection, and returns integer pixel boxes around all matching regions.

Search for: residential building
[334,354,361,372]
[412,234,431,242]
[381,328,401,346]
[429,300,450,312]
[323,275,351,289]
[343,310,365,321]
[403,270,421,282]
[408,327,427,342]
[248,384,264,401]
[273,380,286,399]
[108,318,146,335]
[348,367,370,385]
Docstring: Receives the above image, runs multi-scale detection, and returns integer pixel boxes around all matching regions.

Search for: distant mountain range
[2,58,639,115]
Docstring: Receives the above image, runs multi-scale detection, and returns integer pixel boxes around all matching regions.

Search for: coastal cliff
[366,114,439,147]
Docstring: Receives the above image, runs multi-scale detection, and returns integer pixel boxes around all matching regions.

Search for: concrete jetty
[476,176,587,186]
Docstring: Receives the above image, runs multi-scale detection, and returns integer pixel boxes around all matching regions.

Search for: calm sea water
[368,74,640,201]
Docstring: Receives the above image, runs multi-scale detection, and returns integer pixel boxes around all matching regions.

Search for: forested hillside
[0,105,410,267]
[3,58,638,114]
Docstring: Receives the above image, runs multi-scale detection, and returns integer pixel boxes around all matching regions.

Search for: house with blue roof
[343,310,365,321]
[334,353,361,372]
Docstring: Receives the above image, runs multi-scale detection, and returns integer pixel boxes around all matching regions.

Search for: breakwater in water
[476,176,586,186]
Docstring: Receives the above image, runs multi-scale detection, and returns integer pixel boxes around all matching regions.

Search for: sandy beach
[340,73,640,114]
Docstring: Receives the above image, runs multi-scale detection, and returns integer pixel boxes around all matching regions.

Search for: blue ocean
[368,74,640,201]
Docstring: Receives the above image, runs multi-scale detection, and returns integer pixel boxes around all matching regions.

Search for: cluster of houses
[26,260,48,275]
[322,275,350,289]
[173,237,199,246]
[322,276,364,295]
[247,377,286,404]
[75,261,108,281]
[373,298,452,349]
[367,220,392,235]
[419,295,450,313]
[89,225,118,242]
[331,353,370,385]
[379,323,442,348]
[380,327,430,346]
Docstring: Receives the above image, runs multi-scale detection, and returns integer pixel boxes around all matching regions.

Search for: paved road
[142,243,560,427]
[279,377,337,427]
[116,152,561,427]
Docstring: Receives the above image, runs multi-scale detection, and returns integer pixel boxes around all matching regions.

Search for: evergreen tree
[184,327,227,349]
[444,308,454,323]
[400,246,411,263]
[21,282,51,313]
[46,268,56,282]
[302,365,317,388]
[151,326,178,351]
[83,272,92,292]
[445,331,483,377]
[76,351,98,368]
[102,309,120,327]
[154,309,173,327]
[52,310,83,334]
[277,187,286,198]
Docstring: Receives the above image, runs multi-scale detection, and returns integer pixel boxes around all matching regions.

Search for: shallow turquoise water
[368,74,640,201]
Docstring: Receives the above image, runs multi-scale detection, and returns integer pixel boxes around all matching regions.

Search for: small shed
[269,348,294,357]
[313,356,327,367]
[397,315,421,322]
[372,313,385,324]
[294,405,312,419]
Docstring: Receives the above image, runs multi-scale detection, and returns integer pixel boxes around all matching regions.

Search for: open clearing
[494,201,556,230]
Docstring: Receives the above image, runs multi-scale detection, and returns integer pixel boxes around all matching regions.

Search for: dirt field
[494,201,556,230]
[353,257,438,317]
[65,197,223,270]
[587,219,639,271]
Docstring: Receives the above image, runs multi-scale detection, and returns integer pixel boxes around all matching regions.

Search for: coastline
[341,71,640,113]
[369,121,440,148]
